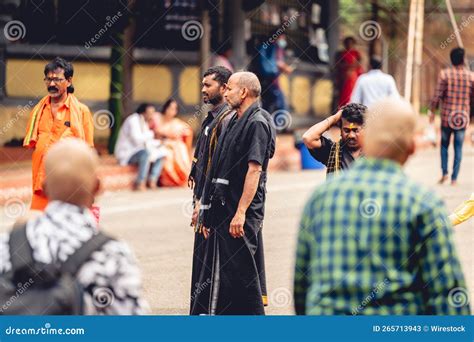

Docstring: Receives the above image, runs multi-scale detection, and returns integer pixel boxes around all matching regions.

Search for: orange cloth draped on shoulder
[159,118,193,187]
[23,94,94,210]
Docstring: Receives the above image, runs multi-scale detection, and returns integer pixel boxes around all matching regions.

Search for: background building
[0,0,338,147]
[0,0,472,148]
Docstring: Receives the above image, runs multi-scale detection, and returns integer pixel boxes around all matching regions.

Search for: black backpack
[0,223,111,315]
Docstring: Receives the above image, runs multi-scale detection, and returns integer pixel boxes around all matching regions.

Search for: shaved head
[44,139,100,207]
[224,71,261,112]
[363,98,417,164]
[232,71,261,98]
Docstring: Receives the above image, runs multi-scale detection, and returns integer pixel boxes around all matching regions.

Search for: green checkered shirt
[294,157,470,315]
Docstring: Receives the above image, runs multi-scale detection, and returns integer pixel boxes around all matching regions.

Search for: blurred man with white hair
[191,72,276,315]
[294,98,469,315]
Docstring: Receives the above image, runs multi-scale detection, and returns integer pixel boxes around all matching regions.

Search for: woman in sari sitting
[153,99,193,187]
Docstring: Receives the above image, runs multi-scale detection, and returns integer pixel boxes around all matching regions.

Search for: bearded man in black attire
[190,71,275,315]
[189,66,233,313]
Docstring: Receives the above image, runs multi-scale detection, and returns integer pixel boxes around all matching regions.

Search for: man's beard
[206,93,223,106]
[229,99,242,110]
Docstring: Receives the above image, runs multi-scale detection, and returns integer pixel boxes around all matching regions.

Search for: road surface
[1,146,473,314]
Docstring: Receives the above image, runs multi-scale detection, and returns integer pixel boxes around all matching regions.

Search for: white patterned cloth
[0,201,149,315]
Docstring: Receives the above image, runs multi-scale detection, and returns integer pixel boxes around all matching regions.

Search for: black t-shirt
[308,136,355,171]
[227,115,275,221]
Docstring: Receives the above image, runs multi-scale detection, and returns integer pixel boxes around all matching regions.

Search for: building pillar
[230,0,246,70]
[0,0,21,99]
[327,0,340,67]
[0,15,11,100]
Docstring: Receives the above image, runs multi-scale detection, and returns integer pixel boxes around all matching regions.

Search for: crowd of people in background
[334,36,400,108]
[0,31,472,316]
[115,99,193,190]
[295,98,470,315]
[295,44,473,315]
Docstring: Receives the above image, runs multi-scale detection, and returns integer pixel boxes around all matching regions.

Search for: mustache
[48,86,58,92]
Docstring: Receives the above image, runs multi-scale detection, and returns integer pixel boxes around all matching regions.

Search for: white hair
[232,71,261,98]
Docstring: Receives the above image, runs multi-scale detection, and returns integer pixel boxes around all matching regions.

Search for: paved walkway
[2,146,471,315]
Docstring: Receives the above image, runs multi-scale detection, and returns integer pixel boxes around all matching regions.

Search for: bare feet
[438,175,448,184]
[133,182,146,191]
[147,179,158,190]
[451,180,458,186]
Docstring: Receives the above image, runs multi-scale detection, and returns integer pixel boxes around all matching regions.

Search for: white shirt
[350,69,400,107]
[114,113,154,166]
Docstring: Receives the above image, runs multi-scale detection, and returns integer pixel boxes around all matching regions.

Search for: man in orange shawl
[24,57,94,210]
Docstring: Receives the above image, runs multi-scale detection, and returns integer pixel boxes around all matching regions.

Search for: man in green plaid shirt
[294,98,470,315]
